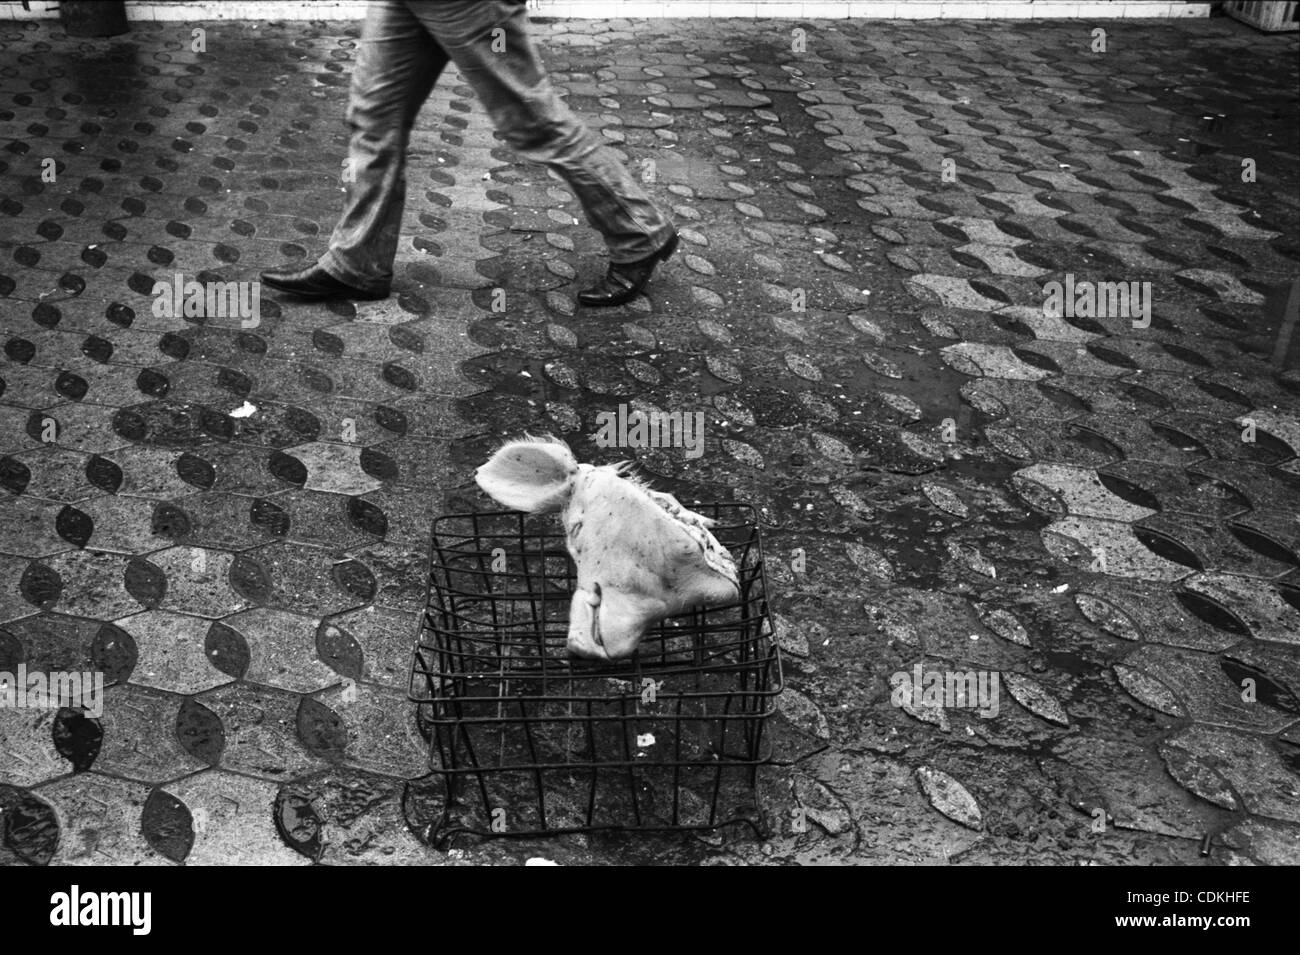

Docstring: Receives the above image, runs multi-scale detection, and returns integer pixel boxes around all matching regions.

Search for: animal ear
[475,435,578,513]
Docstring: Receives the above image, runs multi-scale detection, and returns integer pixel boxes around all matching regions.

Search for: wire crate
[1224,1,1299,31]
[408,503,782,846]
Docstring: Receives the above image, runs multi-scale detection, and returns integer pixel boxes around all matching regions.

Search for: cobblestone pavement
[1,12,1298,866]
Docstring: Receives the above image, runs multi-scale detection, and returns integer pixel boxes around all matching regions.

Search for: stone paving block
[0,705,74,788]
[192,683,326,781]
[0,613,135,684]
[73,494,176,555]
[1222,642,1300,716]
[1135,512,1295,581]
[1186,461,1300,515]
[115,610,232,696]
[1218,818,1300,868]
[148,547,252,619]
[941,342,1053,380]
[345,540,428,614]
[101,445,209,499]
[161,770,311,865]
[0,495,71,559]
[1180,573,1300,647]
[1241,409,1300,461]
[0,365,63,412]
[281,441,385,496]
[998,304,1100,344]
[219,607,338,694]
[150,491,281,551]
[1077,415,1213,468]
[1023,342,1138,379]
[317,605,417,690]
[1224,510,1300,572]
[201,445,302,498]
[22,550,149,619]
[1012,463,1156,522]
[959,377,1076,421]
[365,436,452,490]
[1095,460,1246,520]
[274,769,432,865]
[352,486,444,546]
[233,540,376,616]
[1119,644,1294,733]
[1042,516,1195,582]
[984,420,1120,468]
[1160,726,1300,824]
[255,488,379,549]
[1046,736,1217,840]
[1153,412,1290,465]
[93,684,209,784]
[36,773,172,866]
[1132,371,1255,419]
[313,683,427,778]
[1073,578,1248,653]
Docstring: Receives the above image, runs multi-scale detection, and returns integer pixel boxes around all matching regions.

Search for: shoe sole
[261,276,389,301]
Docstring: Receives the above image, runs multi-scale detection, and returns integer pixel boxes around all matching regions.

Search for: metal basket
[408,503,782,846]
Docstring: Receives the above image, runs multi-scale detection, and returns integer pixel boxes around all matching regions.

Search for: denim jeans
[320,0,675,294]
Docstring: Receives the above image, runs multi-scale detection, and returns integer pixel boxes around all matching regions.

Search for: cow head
[475,436,740,662]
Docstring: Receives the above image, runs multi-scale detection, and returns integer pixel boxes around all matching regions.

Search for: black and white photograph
[0,0,1295,915]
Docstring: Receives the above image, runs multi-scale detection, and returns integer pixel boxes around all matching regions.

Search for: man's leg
[319,0,449,294]
[405,0,675,268]
[264,0,448,298]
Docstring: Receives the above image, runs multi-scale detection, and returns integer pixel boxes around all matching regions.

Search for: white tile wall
[800,2,851,16]
[0,0,1213,19]
[899,2,944,17]
[942,2,989,17]
[1122,2,1171,15]
[986,2,1052,16]
[2,0,60,19]
[848,2,897,15]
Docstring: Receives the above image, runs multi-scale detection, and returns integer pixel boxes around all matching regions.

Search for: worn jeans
[320,0,675,294]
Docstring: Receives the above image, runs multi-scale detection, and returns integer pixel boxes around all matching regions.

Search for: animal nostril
[589,584,605,648]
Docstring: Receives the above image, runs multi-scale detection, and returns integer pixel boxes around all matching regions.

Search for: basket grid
[408,503,782,840]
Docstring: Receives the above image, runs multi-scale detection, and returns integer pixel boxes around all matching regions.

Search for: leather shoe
[260,264,389,300]
[577,232,678,308]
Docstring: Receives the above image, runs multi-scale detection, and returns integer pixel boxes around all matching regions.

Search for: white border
[0,1,1214,21]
